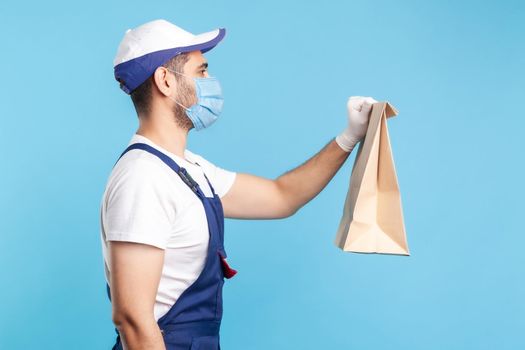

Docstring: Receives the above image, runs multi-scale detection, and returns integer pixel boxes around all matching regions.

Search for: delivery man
[100,18,377,350]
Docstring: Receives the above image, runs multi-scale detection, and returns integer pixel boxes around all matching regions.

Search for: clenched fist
[335,96,378,152]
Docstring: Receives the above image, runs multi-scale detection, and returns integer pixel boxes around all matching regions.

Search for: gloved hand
[335,96,378,152]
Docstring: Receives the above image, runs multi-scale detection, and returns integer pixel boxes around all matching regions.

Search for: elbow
[112,309,144,334]
[275,180,300,219]
[278,200,299,219]
[112,310,131,331]
[285,204,301,218]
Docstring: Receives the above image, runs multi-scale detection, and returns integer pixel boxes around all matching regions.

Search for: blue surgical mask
[167,68,224,131]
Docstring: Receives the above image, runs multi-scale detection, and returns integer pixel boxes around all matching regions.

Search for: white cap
[113,19,226,94]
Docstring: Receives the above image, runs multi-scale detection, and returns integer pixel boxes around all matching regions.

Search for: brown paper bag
[334,101,409,255]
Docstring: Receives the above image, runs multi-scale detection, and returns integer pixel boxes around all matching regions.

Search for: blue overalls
[106,142,237,350]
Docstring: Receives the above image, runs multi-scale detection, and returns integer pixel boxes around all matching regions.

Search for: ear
[152,67,175,97]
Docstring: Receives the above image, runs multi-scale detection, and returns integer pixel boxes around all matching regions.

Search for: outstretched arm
[222,138,350,219]
[221,96,377,220]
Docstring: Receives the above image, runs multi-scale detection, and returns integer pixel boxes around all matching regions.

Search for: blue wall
[1,0,523,348]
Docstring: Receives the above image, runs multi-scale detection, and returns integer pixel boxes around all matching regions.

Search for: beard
[171,77,197,131]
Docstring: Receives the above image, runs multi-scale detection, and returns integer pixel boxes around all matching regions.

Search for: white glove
[335,96,378,152]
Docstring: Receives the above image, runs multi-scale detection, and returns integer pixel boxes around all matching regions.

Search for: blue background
[1,0,524,349]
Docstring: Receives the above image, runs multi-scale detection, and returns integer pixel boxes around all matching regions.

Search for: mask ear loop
[166,67,188,78]
[172,99,190,111]
[165,67,191,110]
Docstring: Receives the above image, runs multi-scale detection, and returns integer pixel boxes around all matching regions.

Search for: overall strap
[114,142,204,197]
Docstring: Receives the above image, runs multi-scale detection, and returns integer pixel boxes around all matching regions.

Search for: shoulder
[114,149,172,179]
[102,151,177,249]
[105,150,175,201]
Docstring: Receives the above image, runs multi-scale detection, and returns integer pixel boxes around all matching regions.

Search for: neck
[136,108,189,159]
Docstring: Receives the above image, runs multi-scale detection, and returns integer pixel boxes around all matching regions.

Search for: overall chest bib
[106,142,237,350]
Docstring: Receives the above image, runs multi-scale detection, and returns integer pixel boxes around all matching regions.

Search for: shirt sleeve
[191,153,237,198]
[103,158,175,249]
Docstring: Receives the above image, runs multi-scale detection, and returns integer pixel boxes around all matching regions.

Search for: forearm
[276,137,352,215]
[115,318,166,350]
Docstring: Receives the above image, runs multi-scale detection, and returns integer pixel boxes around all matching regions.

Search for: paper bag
[334,101,409,255]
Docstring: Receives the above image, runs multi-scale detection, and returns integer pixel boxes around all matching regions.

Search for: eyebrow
[196,62,208,70]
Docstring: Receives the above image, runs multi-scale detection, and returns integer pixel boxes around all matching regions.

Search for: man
[100,19,377,350]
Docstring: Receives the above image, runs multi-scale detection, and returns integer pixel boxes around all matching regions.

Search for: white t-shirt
[99,133,237,321]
